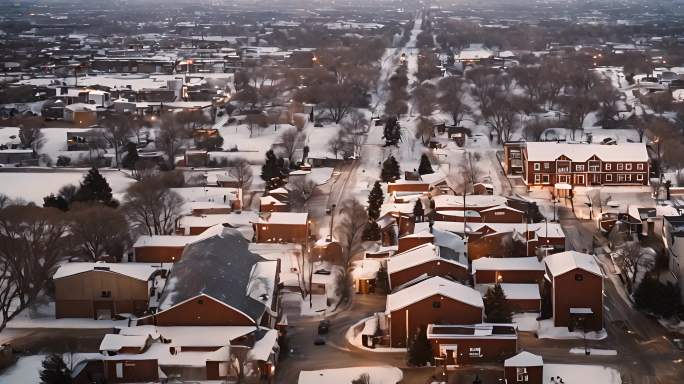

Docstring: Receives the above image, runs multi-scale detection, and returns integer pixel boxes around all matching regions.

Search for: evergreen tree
[40,354,72,384]
[43,194,69,212]
[261,150,286,191]
[635,274,681,317]
[381,156,401,182]
[362,221,381,241]
[74,167,117,207]
[413,199,424,222]
[383,117,401,146]
[367,181,384,220]
[484,283,513,323]
[418,154,434,175]
[407,326,432,366]
[121,142,139,170]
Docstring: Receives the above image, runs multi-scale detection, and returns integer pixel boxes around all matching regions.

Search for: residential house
[260,195,289,212]
[385,276,484,348]
[427,323,518,365]
[516,142,649,187]
[387,171,448,195]
[133,235,193,263]
[504,351,544,384]
[53,262,162,319]
[662,215,684,304]
[387,243,468,291]
[253,212,309,243]
[544,251,604,331]
[472,257,545,284]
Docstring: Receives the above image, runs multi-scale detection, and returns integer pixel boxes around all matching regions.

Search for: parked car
[318,320,330,335]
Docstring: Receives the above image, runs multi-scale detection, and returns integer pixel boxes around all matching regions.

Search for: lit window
[468,347,482,357]
[534,163,540,171]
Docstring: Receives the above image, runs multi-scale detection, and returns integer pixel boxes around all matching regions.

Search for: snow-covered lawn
[537,319,608,340]
[0,169,135,204]
[544,363,621,384]
[512,312,540,332]
[298,366,403,384]
[569,348,618,356]
[0,354,45,384]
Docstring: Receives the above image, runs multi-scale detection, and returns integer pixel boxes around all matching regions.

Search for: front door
[439,344,458,365]
[591,173,601,185]
[574,174,585,186]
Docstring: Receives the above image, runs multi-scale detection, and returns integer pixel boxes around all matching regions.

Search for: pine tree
[40,354,72,384]
[362,221,381,241]
[381,156,401,182]
[484,283,512,323]
[261,150,285,191]
[383,117,401,146]
[43,194,69,211]
[407,326,432,366]
[74,167,117,207]
[413,199,424,222]
[121,142,139,170]
[367,181,384,220]
[418,154,434,175]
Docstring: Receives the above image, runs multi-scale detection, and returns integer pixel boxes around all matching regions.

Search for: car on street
[318,320,330,334]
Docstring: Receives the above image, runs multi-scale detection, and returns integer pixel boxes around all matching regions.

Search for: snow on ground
[569,348,618,356]
[0,126,103,165]
[0,354,45,384]
[544,363,622,384]
[298,366,403,384]
[537,319,608,340]
[0,169,135,204]
[512,312,540,332]
[7,302,128,329]
[213,123,281,164]
[345,316,406,353]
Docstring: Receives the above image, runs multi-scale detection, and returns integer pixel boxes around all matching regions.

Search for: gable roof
[387,243,466,275]
[386,276,483,313]
[472,256,544,273]
[53,262,159,281]
[504,351,544,367]
[525,142,648,162]
[158,227,271,323]
[544,251,603,278]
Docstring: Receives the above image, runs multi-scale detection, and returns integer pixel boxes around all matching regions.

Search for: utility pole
[328,204,337,242]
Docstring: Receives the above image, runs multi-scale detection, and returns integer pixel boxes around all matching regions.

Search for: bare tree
[68,203,130,262]
[0,257,20,329]
[288,178,317,212]
[641,91,673,115]
[156,113,191,169]
[619,241,655,292]
[559,93,598,140]
[0,205,71,322]
[320,84,355,123]
[123,175,184,236]
[245,113,269,138]
[412,83,436,117]
[415,116,434,145]
[328,130,348,159]
[98,113,133,168]
[482,94,519,144]
[335,199,368,270]
[278,127,305,163]
[438,77,471,126]
[131,159,157,182]
[227,158,254,207]
[18,117,45,151]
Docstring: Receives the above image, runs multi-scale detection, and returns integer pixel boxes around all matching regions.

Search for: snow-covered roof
[260,195,286,206]
[433,194,508,209]
[457,47,495,60]
[504,351,544,367]
[99,334,148,352]
[480,205,523,214]
[436,210,481,218]
[298,367,403,384]
[256,212,308,225]
[53,262,159,281]
[479,283,540,300]
[434,221,565,238]
[117,325,256,347]
[388,243,466,275]
[472,257,544,273]
[544,251,603,277]
[246,329,278,361]
[133,235,194,248]
[525,142,648,162]
[351,259,382,280]
[386,276,483,313]
[177,213,257,229]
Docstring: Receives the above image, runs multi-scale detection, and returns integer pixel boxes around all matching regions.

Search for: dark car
[318,320,330,335]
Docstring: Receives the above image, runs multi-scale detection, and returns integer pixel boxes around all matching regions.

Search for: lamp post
[328,204,337,242]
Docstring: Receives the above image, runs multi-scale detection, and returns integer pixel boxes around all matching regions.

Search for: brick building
[387,243,468,290]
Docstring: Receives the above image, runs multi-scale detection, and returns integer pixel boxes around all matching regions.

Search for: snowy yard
[544,363,622,384]
[6,302,128,330]
[298,366,403,384]
[0,354,45,384]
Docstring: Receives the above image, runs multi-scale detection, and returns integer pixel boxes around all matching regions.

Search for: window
[116,363,124,379]
[606,174,612,182]
[576,164,585,172]
[197,299,204,305]
[637,163,644,170]
[626,174,632,182]
[575,273,584,281]
[495,212,505,216]
[432,301,441,309]
[544,162,549,169]
[542,174,550,184]
[534,174,541,184]
[626,163,632,171]
[468,347,482,357]
[637,174,644,181]
[606,163,611,170]
[516,367,529,382]
[617,163,624,171]
[101,291,111,298]
[618,174,626,182]
[534,163,540,171]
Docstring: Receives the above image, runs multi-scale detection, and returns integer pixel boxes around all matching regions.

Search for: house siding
[504,365,543,384]
[151,295,256,326]
[551,268,603,330]
[389,261,468,291]
[134,245,186,263]
[429,337,517,365]
[254,223,308,244]
[103,359,159,383]
[388,295,483,348]
[474,269,545,285]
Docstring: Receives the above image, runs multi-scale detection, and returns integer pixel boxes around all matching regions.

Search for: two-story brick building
[514,142,649,187]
